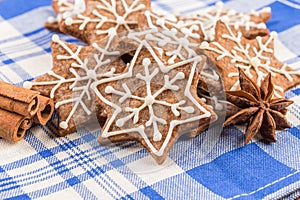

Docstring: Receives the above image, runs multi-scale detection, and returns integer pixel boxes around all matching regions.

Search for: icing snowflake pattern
[200,22,299,97]
[182,1,270,41]
[57,0,85,17]
[24,35,119,129]
[64,0,147,42]
[132,24,219,80]
[130,28,199,65]
[142,10,205,58]
[91,39,212,157]
[144,10,203,42]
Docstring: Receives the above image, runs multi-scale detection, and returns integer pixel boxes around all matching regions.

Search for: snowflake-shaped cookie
[91,39,217,164]
[24,35,126,136]
[57,0,151,44]
[200,21,300,97]
[180,1,271,41]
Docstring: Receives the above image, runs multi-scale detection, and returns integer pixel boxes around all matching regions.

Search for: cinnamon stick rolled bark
[0,108,31,142]
[0,81,39,117]
[33,95,54,125]
[20,118,33,130]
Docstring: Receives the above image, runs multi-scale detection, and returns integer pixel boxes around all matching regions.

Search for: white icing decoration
[23,81,33,89]
[200,23,300,97]
[58,0,86,19]
[27,34,119,129]
[200,41,209,49]
[144,11,202,41]
[59,121,68,129]
[64,0,146,40]
[49,0,86,24]
[131,29,199,66]
[47,16,57,23]
[200,94,231,112]
[57,0,76,13]
[91,37,212,157]
[143,11,220,81]
[65,17,73,26]
[182,1,269,41]
[52,34,60,43]
[212,96,223,111]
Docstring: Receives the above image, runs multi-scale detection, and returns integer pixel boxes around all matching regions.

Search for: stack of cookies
[24,0,300,164]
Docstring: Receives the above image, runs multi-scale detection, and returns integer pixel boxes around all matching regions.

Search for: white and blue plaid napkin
[0,0,300,199]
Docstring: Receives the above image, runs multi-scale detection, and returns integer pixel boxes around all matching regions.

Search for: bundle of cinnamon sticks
[0,81,54,142]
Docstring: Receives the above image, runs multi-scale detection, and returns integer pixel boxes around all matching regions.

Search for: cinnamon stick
[33,95,54,125]
[0,81,39,117]
[20,118,33,130]
[0,108,31,142]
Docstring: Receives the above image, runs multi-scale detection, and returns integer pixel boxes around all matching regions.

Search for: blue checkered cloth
[0,0,300,199]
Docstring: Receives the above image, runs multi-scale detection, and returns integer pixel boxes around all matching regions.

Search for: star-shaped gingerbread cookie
[91,36,217,164]
[200,21,300,97]
[57,0,151,44]
[24,35,126,136]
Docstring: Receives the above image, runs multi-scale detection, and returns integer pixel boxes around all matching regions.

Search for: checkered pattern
[0,0,300,199]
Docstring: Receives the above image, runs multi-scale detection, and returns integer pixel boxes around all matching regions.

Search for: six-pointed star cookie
[127,27,221,130]
[24,35,126,136]
[200,21,300,97]
[57,0,151,44]
[91,39,217,164]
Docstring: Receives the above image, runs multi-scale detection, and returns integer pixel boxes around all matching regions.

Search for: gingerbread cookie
[138,11,224,100]
[91,33,217,164]
[180,1,271,41]
[56,0,151,44]
[24,35,126,136]
[200,21,300,98]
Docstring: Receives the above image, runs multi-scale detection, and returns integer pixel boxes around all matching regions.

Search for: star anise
[224,68,293,144]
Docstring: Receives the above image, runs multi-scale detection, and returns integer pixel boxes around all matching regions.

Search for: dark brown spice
[224,68,293,144]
